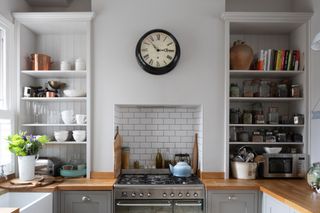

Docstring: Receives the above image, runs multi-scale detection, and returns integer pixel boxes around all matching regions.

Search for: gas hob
[114,172,205,200]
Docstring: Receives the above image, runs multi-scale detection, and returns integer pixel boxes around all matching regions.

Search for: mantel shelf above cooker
[21,123,87,127]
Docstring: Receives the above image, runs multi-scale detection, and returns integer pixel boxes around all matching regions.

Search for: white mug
[76,114,87,124]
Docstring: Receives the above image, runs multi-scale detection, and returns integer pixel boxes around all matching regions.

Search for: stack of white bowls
[60,61,71,70]
[72,130,86,142]
[75,58,86,70]
[54,131,69,142]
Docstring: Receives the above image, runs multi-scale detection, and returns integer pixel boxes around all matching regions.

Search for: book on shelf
[255,49,301,71]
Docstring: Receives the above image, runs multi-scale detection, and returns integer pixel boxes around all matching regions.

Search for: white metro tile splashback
[115,105,203,168]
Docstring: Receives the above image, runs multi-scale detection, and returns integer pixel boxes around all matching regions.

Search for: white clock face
[140,32,177,68]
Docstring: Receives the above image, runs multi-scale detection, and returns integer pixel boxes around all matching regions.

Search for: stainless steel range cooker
[114,170,205,213]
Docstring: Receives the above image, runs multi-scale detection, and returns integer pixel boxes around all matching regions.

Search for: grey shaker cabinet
[60,191,112,213]
[207,190,259,213]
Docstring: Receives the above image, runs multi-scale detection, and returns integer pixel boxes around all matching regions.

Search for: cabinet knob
[82,196,91,202]
[228,195,237,200]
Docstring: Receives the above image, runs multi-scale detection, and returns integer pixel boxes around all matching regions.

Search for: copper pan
[28,53,53,70]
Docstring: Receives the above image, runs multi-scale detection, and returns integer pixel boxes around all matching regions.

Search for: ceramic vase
[18,155,36,181]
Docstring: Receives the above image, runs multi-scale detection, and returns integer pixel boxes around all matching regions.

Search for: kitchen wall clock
[135,29,180,75]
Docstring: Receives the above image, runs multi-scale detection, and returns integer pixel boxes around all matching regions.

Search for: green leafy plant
[7,132,49,156]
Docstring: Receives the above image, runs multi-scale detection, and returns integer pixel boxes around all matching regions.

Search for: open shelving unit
[14,12,94,178]
[223,12,312,178]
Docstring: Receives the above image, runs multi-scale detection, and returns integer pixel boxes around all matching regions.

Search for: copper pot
[29,54,52,70]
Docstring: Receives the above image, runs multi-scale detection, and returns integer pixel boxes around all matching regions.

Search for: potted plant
[7,132,48,181]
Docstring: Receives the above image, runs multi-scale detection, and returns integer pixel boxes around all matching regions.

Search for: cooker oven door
[115,200,173,213]
[173,200,204,213]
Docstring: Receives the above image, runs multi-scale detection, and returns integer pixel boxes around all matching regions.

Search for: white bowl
[72,130,86,135]
[63,89,86,97]
[54,131,69,142]
[264,147,282,154]
[73,133,86,142]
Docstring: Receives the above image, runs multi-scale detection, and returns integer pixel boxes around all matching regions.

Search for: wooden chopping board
[114,127,122,178]
[192,133,199,175]
[0,175,63,190]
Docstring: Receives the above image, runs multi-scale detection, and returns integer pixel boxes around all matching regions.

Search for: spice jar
[268,107,279,124]
[293,114,304,125]
[270,82,278,97]
[291,85,301,97]
[230,108,240,124]
[265,132,276,142]
[259,80,270,97]
[230,83,240,97]
[243,110,253,124]
[230,126,237,142]
[121,147,130,169]
[276,133,287,142]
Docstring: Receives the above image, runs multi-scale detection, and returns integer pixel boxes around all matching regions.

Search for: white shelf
[21,124,87,127]
[229,124,304,127]
[229,97,304,102]
[46,141,86,145]
[21,97,87,101]
[230,70,304,78]
[229,142,303,145]
[21,70,87,78]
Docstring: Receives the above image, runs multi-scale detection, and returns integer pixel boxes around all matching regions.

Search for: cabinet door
[262,193,290,213]
[61,191,112,213]
[207,190,258,213]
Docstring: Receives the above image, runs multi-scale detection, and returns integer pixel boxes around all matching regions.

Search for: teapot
[307,162,320,193]
[169,161,192,177]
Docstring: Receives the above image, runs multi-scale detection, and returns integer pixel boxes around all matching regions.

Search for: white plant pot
[18,155,36,181]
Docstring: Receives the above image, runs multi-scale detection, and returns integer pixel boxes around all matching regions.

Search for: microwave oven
[263,153,307,178]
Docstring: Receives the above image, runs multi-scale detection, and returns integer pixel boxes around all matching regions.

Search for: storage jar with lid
[277,84,288,97]
[230,108,240,124]
[268,107,279,124]
[230,83,240,97]
[291,84,301,97]
[243,110,253,124]
[259,80,270,97]
[238,131,249,142]
[243,80,253,97]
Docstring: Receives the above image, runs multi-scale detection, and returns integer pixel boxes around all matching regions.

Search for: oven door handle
[174,201,202,207]
[116,201,172,207]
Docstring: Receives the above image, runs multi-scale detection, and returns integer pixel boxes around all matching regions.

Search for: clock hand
[151,43,159,51]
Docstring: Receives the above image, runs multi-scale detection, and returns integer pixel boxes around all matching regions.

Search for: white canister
[75,58,86,70]
[18,155,36,181]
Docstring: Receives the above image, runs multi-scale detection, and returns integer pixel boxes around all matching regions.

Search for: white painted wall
[309,0,320,164]
[0,0,29,21]
[30,0,91,12]
[92,0,225,172]
[226,0,293,12]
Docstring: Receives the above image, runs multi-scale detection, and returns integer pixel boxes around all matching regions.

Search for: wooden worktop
[203,178,320,213]
[0,178,116,192]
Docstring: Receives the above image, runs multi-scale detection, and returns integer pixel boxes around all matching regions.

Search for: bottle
[155,149,163,169]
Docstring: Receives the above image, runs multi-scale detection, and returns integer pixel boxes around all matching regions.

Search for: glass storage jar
[230,83,240,97]
[243,110,253,124]
[291,84,301,97]
[259,80,270,97]
[230,108,240,124]
[243,80,253,97]
[268,107,279,124]
[277,84,288,97]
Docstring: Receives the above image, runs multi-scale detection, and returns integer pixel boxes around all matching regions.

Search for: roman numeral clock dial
[136,29,180,75]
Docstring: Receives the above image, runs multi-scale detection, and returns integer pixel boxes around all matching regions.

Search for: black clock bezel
[135,29,180,75]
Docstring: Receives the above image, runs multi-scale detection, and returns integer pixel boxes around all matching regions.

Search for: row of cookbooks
[255,49,302,71]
